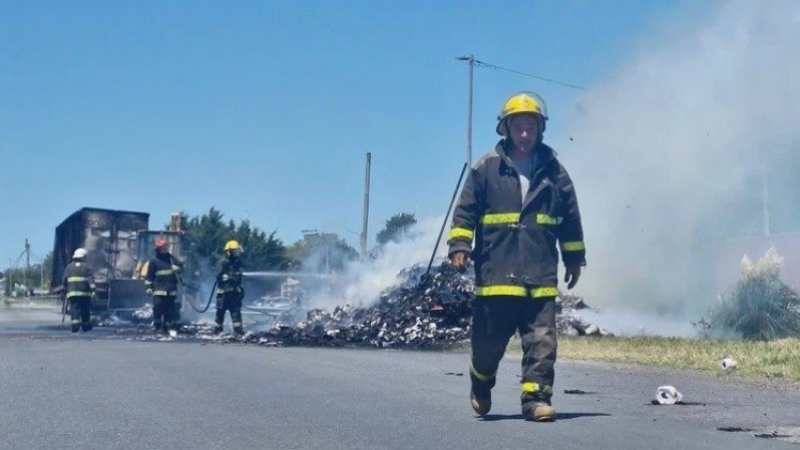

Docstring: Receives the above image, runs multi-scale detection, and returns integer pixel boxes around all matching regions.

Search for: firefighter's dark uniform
[145,252,181,333]
[63,261,94,332]
[448,140,586,412]
[213,256,244,335]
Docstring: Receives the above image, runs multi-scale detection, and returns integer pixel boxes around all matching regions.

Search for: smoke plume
[566,0,800,335]
[305,216,448,310]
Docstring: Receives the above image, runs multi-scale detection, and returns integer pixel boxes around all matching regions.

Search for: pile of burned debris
[195,262,475,348]
[119,262,612,346]
[556,293,613,337]
[219,262,613,348]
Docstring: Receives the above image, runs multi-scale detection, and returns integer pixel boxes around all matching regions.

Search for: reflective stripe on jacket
[447,141,586,296]
[63,262,94,299]
[145,253,180,296]
[216,257,243,298]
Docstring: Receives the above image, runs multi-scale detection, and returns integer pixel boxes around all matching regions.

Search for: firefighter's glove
[145,288,153,296]
[450,251,469,273]
[171,265,181,273]
[564,265,581,290]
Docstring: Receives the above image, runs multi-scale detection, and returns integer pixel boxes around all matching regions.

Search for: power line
[474,59,585,90]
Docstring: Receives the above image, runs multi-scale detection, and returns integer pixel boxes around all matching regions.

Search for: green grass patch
[505,335,800,383]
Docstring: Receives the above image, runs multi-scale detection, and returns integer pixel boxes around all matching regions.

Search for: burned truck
[51,207,198,317]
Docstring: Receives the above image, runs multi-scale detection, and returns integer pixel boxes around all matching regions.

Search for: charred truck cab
[51,207,197,319]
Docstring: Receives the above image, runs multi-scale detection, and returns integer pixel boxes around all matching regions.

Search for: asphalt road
[1,305,799,450]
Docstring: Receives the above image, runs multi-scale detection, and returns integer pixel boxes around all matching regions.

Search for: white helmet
[72,248,87,260]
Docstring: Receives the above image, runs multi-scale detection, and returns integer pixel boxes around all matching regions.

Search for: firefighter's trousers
[69,296,92,332]
[470,295,557,407]
[152,295,177,333]
[214,295,243,334]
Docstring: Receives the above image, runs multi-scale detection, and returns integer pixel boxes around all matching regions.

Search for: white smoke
[578,308,697,338]
[567,0,800,335]
[305,216,448,310]
[292,1,800,337]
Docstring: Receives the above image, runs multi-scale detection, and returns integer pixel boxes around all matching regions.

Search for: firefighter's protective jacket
[447,141,586,298]
[216,257,243,299]
[145,253,180,296]
[63,261,94,299]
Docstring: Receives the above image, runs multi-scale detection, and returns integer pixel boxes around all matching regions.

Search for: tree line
[179,207,418,274]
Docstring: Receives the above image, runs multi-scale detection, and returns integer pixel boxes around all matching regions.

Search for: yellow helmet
[224,240,242,253]
[496,91,548,136]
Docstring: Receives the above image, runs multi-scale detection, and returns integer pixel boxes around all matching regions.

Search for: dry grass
[505,336,800,383]
[710,248,800,341]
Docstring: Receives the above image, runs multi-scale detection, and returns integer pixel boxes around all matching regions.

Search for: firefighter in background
[145,237,182,334]
[448,91,586,422]
[63,248,95,333]
[213,240,245,335]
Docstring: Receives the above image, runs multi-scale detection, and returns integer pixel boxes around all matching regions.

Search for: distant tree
[5,265,45,292]
[1,248,53,293]
[181,208,289,275]
[288,232,358,273]
[376,212,417,245]
[41,251,53,290]
[181,208,229,275]
[229,220,288,271]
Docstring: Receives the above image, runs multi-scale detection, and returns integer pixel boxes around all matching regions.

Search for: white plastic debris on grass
[721,357,738,371]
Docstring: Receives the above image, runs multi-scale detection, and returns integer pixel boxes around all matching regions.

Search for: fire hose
[180,275,216,314]
[168,252,215,314]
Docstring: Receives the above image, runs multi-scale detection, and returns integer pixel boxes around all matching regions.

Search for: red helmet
[154,237,168,249]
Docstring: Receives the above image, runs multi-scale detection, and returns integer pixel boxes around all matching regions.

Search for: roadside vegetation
[708,248,800,341]
[507,336,800,383]
[507,249,800,383]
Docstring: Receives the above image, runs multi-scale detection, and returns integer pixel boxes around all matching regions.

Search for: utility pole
[456,54,475,165]
[24,239,31,296]
[761,163,770,236]
[361,152,371,258]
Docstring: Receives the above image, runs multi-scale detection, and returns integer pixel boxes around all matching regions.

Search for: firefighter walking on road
[448,91,587,422]
[63,248,95,333]
[145,237,182,335]
[213,240,245,335]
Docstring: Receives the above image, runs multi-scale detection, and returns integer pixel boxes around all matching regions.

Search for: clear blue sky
[0,0,713,267]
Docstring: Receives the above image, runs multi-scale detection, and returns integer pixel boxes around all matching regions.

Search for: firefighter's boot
[231,309,244,336]
[522,401,556,422]
[70,316,80,333]
[470,387,492,416]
